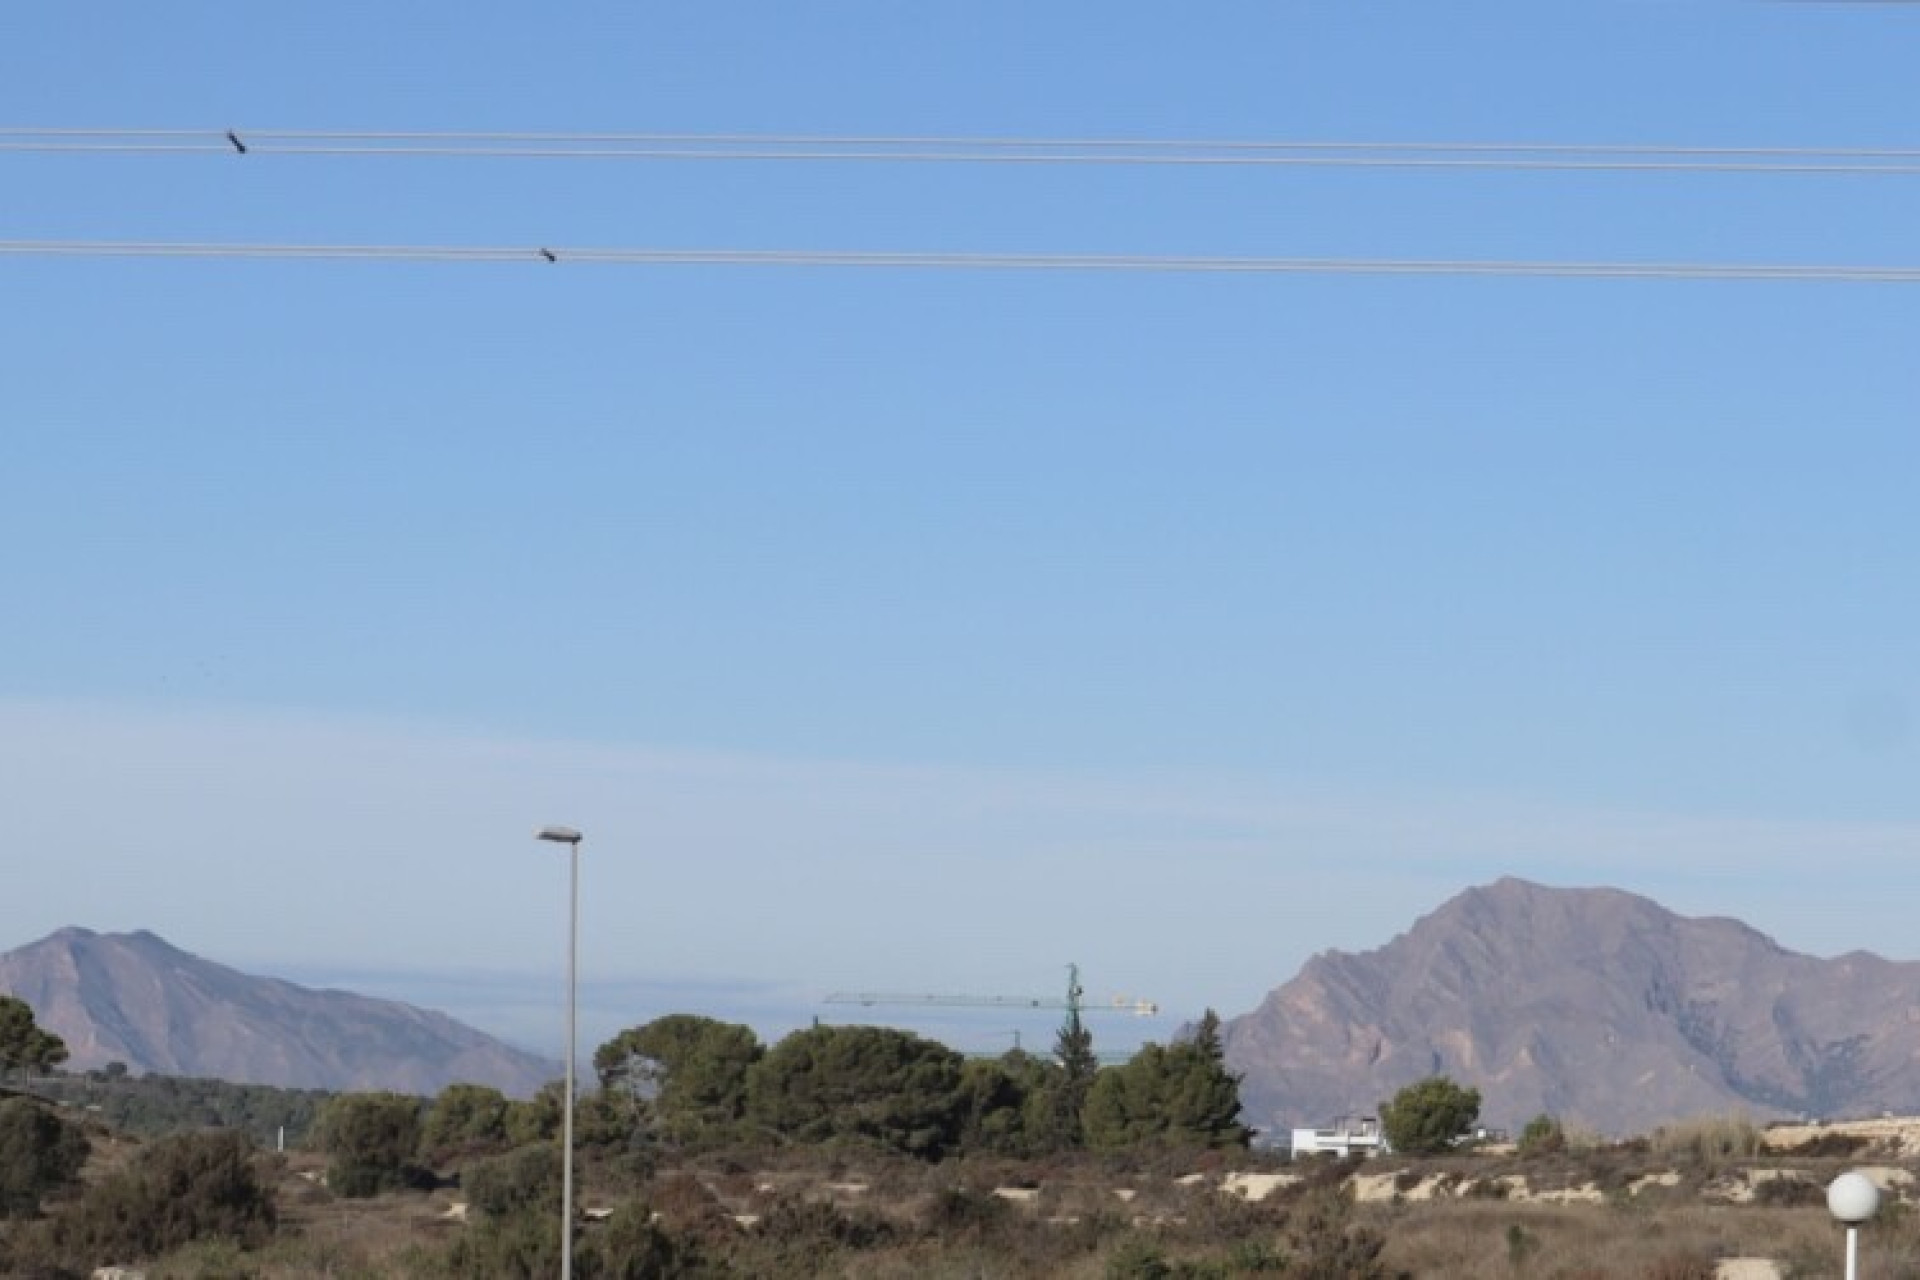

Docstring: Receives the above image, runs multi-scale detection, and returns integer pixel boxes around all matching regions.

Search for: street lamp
[536,825,583,1280]
[1829,1170,1881,1280]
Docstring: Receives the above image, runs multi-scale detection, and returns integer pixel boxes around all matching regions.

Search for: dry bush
[646,1170,721,1217]
[1750,1173,1823,1207]
[1159,1175,1285,1248]
[641,1170,740,1252]
[1638,1252,1716,1280]
[705,1165,759,1205]
[1282,1185,1391,1278]
[1293,1152,1368,1193]
[1558,1145,1659,1197]
[1559,1125,1607,1156]
[1648,1115,1762,1167]
[1039,1171,1145,1224]
[1777,1131,1870,1158]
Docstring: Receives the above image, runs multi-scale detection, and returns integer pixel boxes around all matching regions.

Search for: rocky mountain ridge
[0,927,557,1097]
[1221,877,1920,1138]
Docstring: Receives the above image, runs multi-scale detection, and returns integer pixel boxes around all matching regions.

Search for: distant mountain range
[0,927,557,1097]
[1221,877,1920,1138]
[22,885,1916,1137]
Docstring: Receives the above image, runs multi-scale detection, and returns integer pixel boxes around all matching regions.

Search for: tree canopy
[745,1025,965,1158]
[312,1091,428,1197]
[0,997,67,1075]
[954,1050,1059,1158]
[420,1083,512,1161]
[594,1014,762,1146]
[29,1072,330,1147]
[1082,1010,1249,1150]
[1380,1075,1482,1155]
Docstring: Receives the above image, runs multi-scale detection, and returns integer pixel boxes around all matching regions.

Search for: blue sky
[3,4,1917,1059]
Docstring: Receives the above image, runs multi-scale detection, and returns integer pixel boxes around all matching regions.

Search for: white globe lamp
[1828,1170,1881,1280]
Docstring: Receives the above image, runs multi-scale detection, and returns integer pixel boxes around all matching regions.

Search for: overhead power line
[4,238,1920,282]
[5,128,1920,175]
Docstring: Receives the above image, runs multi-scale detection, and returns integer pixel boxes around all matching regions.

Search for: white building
[1290,1114,1387,1157]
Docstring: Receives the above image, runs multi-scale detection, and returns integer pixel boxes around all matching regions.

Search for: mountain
[1220,877,1920,1138]
[0,927,558,1098]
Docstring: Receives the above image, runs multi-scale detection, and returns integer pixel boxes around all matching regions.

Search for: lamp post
[1829,1169,1881,1280]
[537,825,583,1280]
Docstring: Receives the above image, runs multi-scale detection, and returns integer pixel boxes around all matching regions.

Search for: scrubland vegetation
[7,1106,1914,1278]
[5,998,1919,1276]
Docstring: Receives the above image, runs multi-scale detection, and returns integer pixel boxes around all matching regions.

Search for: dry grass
[1373,1199,1838,1278]
[1648,1115,1765,1167]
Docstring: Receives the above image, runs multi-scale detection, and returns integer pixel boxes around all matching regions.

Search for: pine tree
[1164,1009,1251,1148]
[1053,1003,1097,1139]
[0,998,66,1077]
[1081,1008,1250,1150]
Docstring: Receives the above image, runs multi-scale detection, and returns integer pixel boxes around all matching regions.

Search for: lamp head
[537,825,583,845]
[1828,1171,1881,1225]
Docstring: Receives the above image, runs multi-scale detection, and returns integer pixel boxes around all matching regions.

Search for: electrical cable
[6,128,1920,174]
[4,238,1919,282]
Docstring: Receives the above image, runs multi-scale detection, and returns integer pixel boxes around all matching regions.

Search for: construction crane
[824,963,1156,1019]
[823,963,1158,1061]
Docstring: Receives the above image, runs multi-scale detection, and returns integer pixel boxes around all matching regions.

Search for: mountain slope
[1221,878,1920,1138]
[0,928,557,1097]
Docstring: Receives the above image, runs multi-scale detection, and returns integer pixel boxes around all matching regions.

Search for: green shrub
[146,1234,258,1278]
[49,1130,276,1265]
[923,1184,1012,1237]
[462,1142,560,1219]
[1517,1113,1565,1157]
[0,1099,89,1218]
[587,1201,708,1279]
[312,1091,428,1196]
[1224,1237,1288,1273]
[504,1083,563,1146]
[1104,1232,1174,1279]
[1505,1221,1539,1272]
[436,1204,558,1278]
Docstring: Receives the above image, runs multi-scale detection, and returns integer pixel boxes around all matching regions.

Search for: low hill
[0,927,557,1097]
[1221,877,1920,1137]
